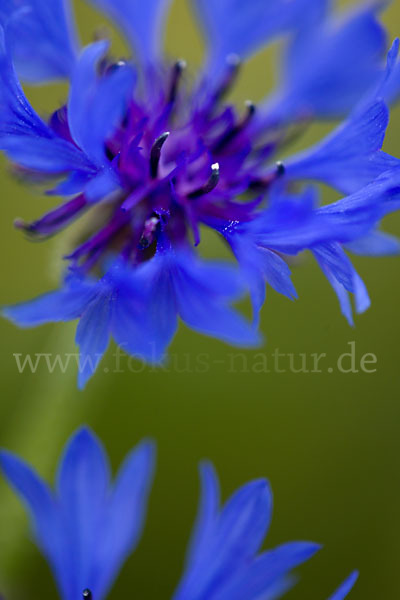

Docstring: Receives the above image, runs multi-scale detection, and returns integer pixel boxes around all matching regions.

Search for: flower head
[0,427,357,599]
[2,0,400,386]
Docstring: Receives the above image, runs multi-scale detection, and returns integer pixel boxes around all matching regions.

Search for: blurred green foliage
[1,0,400,598]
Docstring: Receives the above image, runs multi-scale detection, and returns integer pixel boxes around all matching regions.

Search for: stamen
[106,60,128,74]
[168,60,187,104]
[82,590,92,600]
[13,195,87,238]
[248,161,286,190]
[213,100,256,154]
[188,163,220,199]
[150,132,170,179]
[243,100,256,122]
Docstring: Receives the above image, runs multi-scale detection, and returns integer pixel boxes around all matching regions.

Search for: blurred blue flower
[1,0,400,386]
[0,427,155,600]
[173,462,357,600]
[0,429,357,599]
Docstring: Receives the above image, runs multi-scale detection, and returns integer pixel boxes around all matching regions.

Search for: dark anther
[168,59,187,104]
[188,163,220,199]
[105,145,115,161]
[213,100,256,154]
[150,132,170,179]
[244,100,256,120]
[248,162,286,190]
[107,60,127,74]
[276,161,286,176]
[138,237,150,250]
[82,590,92,600]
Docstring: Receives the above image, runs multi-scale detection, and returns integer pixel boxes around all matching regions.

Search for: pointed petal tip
[66,425,101,452]
[198,460,218,482]
[299,541,322,556]
[198,461,221,491]
[233,477,273,508]
[328,570,359,600]
[199,459,214,472]
[77,369,93,391]
[249,477,272,500]
[1,305,21,324]
[135,438,157,464]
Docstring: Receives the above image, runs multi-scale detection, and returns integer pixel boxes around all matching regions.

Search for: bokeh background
[0,0,400,598]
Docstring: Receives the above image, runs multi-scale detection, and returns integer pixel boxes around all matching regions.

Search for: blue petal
[173,257,261,347]
[68,42,136,165]
[257,248,297,300]
[1,0,78,82]
[227,233,297,321]
[111,295,169,365]
[374,38,400,105]
[56,427,111,600]
[313,245,370,325]
[316,257,354,326]
[134,247,259,355]
[2,277,99,327]
[0,26,58,138]
[251,577,296,600]
[263,5,386,122]
[382,57,400,104]
[176,252,245,300]
[84,168,121,203]
[184,462,220,570]
[0,26,91,171]
[47,172,92,197]
[365,38,400,104]
[208,479,272,568]
[116,257,178,362]
[0,135,94,172]
[346,230,400,256]
[174,475,272,599]
[284,99,400,194]
[93,440,156,598]
[317,167,400,224]
[353,272,371,315]
[75,292,112,389]
[0,451,63,584]
[238,185,370,258]
[193,0,330,83]
[216,542,321,600]
[313,244,355,292]
[83,0,171,65]
[327,571,359,600]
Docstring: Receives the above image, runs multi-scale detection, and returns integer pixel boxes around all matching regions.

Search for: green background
[0,0,400,598]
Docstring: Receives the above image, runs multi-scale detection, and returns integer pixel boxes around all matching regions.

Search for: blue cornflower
[0,427,155,600]
[0,427,357,599]
[1,0,400,386]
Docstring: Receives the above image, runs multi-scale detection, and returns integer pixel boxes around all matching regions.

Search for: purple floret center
[27,58,284,275]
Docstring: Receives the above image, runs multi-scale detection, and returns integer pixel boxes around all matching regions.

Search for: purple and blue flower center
[18,57,284,276]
